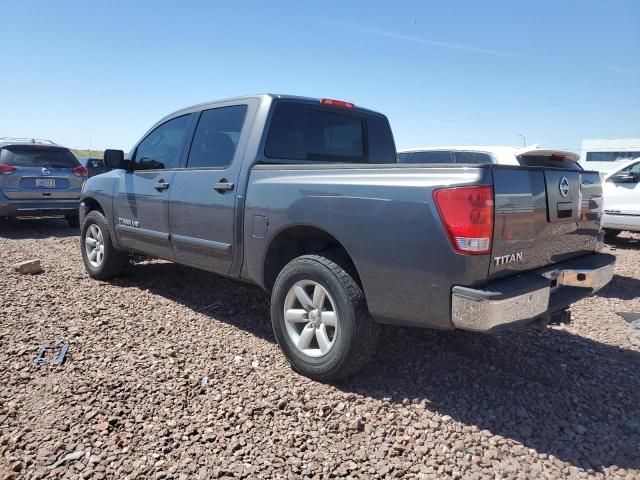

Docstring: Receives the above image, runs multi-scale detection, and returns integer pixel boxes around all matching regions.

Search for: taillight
[0,164,16,175]
[72,165,89,177]
[320,98,355,109]
[433,186,494,255]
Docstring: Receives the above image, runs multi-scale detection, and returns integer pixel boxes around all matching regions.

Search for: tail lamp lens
[433,186,494,254]
[72,165,89,177]
[0,164,16,175]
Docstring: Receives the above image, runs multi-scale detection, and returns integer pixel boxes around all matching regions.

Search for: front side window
[133,114,192,170]
[186,105,248,169]
[265,102,366,162]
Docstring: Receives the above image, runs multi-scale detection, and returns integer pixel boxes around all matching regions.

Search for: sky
[1,0,638,153]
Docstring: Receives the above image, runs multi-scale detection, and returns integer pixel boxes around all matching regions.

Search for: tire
[604,229,621,241]
[66,215,80,229]
[270,254,379,381]
[80,210,129,280]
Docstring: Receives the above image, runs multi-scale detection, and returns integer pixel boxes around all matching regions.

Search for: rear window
[0,145,80,168]
[400,151,454,164]
[518,154,582,170]
[264,102,395,164]
[454,151,493,164]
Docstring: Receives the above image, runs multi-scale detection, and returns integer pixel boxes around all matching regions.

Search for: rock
[572,424,587,435]
[14,259,43,274]
[47,450,86,470]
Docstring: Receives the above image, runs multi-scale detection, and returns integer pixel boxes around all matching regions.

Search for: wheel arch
[262,224,362,292]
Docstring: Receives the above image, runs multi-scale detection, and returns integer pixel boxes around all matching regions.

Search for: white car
[602,158,640,238]
[397,145,581,169]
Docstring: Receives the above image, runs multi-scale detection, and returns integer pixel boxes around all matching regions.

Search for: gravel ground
[1,218,639,480]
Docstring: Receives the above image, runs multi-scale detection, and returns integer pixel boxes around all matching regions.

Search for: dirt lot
[1,218,639,479]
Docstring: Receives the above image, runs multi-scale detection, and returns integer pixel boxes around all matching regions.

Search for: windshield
[0,145,80,168]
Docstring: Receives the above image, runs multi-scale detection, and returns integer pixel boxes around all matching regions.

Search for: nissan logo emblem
[559,177,570,198]
[41,167,51,176]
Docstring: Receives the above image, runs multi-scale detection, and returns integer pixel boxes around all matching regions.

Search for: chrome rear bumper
[451,253,615,332]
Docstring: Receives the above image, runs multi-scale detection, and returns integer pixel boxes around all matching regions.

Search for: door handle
[214,180,234,193]
[154,180,170,191]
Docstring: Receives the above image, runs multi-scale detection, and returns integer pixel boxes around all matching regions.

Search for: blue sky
[1,0,638,152]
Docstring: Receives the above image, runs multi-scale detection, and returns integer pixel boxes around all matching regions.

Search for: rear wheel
[270,254,379,381]
[81,210,129,279]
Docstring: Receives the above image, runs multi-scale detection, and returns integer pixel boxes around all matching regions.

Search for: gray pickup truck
[79,94,615,380]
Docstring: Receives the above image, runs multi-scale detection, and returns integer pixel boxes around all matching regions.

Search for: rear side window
[518,154,582,170]
[134,114,192,170]
[0,146,79,168]
[187,105,248,169]
[454,151,493,164]
[403,151,454,164]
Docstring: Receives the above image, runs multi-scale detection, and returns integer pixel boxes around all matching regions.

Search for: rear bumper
[451,253,615,332]
[0,197,80,217]
[602,213,640,232]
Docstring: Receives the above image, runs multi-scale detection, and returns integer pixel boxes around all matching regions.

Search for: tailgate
[489,165,602,279]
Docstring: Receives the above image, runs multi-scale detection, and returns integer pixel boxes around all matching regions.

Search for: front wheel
[270,254,379,381]
[80,211,129,280]
[604,229,621,241]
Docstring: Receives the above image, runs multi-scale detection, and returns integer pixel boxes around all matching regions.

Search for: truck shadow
[0,217,78,239]
[593,274,640,300]
[120,260,640,472]
[605,233,640,250]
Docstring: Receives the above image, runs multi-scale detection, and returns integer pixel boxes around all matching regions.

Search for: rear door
[168,101,255,274]
[0,145,84,200]
[113,114,193,259]
[489,163,602,279]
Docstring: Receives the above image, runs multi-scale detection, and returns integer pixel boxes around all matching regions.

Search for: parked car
[398,145,581,169]
[601,157,640,239]
[0,137,87,227]
[78,157,111,177]
[79,94,614,380]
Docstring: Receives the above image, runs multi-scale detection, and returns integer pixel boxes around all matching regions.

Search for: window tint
[187,105,248,169]
[367,115,397,163]
[397,152,413,163]
[0,146,79,168]
[586,151,640,162]
[405,151,454,164]
[134,114,192,170]
[621,162,640,174]
[454,151,492,164]
[265,102,365,163]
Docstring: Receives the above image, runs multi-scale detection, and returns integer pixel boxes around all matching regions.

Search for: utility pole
[518,134,526,147]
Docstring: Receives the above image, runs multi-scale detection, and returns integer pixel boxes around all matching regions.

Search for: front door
[168,103,252,274]
[113,114,193,259]
[603,160,640,221]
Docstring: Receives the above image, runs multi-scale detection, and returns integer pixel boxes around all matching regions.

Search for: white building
[580,138,640,173]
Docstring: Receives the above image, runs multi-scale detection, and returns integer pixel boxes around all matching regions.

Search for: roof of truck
[170,94,381,117]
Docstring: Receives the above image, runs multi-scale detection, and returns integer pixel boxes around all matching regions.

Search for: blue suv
[0,138,87,227]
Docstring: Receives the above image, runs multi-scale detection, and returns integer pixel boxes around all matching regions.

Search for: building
[580,138,640,173]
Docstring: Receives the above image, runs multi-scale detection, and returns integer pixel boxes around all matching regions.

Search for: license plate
[35,178,55,188]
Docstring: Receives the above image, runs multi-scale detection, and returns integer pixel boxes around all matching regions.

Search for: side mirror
[104,149,127,169]
[609,171,639,184]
